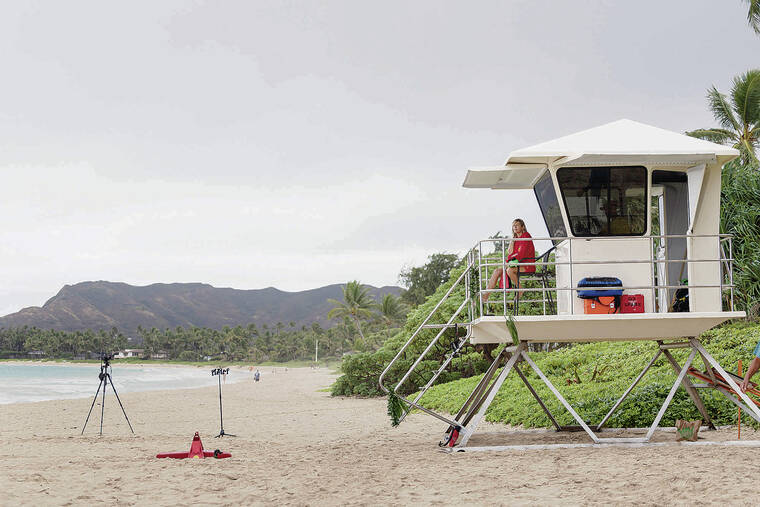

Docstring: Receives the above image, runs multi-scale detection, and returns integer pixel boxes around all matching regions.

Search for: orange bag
[584,296,619,314]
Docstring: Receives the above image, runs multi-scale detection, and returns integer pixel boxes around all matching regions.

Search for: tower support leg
[659,346,715,430]
[457,343,525,447]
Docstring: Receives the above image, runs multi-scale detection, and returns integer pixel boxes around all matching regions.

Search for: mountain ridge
[0,281,402,337]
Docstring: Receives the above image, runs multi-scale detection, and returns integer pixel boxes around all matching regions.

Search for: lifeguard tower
[380,119,760,450]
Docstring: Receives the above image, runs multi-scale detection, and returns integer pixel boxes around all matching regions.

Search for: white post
[315,340,318,364]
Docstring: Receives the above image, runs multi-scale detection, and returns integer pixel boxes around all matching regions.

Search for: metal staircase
[378,261,474,428]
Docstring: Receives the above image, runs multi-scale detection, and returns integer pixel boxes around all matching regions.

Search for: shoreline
[0,362,255,406]
[0,359,295,370]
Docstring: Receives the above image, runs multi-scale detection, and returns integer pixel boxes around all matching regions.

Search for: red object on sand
[447,428,460,447]
[156,432,232,459]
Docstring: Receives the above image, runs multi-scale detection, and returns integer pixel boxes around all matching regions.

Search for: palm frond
[731,69,760,125]
[356,308,374,319]
[505,315,519,346]
[745,0,760,35]
[740,138,760,165]
[685,128,737,145]
[327,305,348,320]
[387,390,405,427]
[707,86,741,132]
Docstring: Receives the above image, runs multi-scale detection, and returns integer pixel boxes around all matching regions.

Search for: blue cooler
[577,277,623,299]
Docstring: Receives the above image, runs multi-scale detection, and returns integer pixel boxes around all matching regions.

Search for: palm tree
[377,294,407,338]
[327,280,375,343]
[686,69,760,166]
[744,0,760,35]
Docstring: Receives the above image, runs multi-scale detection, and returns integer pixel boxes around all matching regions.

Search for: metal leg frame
[451,338,760,451]
[447,348,563,440]
[644,349,695,441]
[458,344,602,448]
[660,346,715,430]
[596,349,662,431]
[520,351,600,443]
[457,344,525,447]
[513,363,562,431]
[454,348,511,429]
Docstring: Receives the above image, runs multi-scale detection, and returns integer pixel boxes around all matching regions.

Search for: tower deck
[470,311,745,344]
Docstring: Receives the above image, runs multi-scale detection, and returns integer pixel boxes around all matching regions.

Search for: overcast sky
[1,1,758,315]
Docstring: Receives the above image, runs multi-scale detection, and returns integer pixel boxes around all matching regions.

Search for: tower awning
[463,163,546,189]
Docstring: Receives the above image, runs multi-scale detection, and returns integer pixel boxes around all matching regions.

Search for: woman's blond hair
[513,218,527,231]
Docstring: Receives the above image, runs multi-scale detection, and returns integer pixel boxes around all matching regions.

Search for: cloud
[0,0,757,315]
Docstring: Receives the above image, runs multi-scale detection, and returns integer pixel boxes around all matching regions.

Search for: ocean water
[0,363,236,404]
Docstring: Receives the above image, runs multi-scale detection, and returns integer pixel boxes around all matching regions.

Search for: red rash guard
[508,231,536,273]
[497,231,536,289]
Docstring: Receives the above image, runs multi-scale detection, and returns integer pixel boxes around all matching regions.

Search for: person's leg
[481,267,503,302]
[506,266,520,288]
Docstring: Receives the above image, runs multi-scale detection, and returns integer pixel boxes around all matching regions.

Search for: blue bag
[577,277,623,299]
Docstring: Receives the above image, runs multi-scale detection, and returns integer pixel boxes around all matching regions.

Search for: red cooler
[621,294,645,313]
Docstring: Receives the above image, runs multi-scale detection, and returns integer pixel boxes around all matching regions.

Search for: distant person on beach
[481,218,535,302]
[740,343,760,392]
[254,369,260,382]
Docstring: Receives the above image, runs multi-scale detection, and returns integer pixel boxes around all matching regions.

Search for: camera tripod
[81,355,134,435]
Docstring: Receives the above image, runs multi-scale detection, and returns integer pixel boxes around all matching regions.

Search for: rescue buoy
[156,432,231,459]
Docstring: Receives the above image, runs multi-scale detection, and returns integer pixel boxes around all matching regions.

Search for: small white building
[115,349,144,359]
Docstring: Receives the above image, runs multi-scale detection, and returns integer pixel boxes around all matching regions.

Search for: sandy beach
[1,366,758,505]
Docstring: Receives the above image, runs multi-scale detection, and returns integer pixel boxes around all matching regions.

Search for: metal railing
[470,234,736,319]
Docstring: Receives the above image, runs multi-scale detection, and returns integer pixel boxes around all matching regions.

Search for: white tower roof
[464,119,739,189]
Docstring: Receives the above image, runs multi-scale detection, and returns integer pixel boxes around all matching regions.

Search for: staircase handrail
[378,261,472,395]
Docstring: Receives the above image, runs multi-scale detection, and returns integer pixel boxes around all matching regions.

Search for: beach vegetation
[686,68,760,166]
[0,314,404,365]
[0,326,127,359]
[327,280,375,344]
[744,0,760,34]
[377,294,407,339]
[399,253,460,306]
[332,251,552,397]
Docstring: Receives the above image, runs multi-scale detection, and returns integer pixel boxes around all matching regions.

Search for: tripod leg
[81,378,105,435]
[107,374,134,434]
[100,375,106,435]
